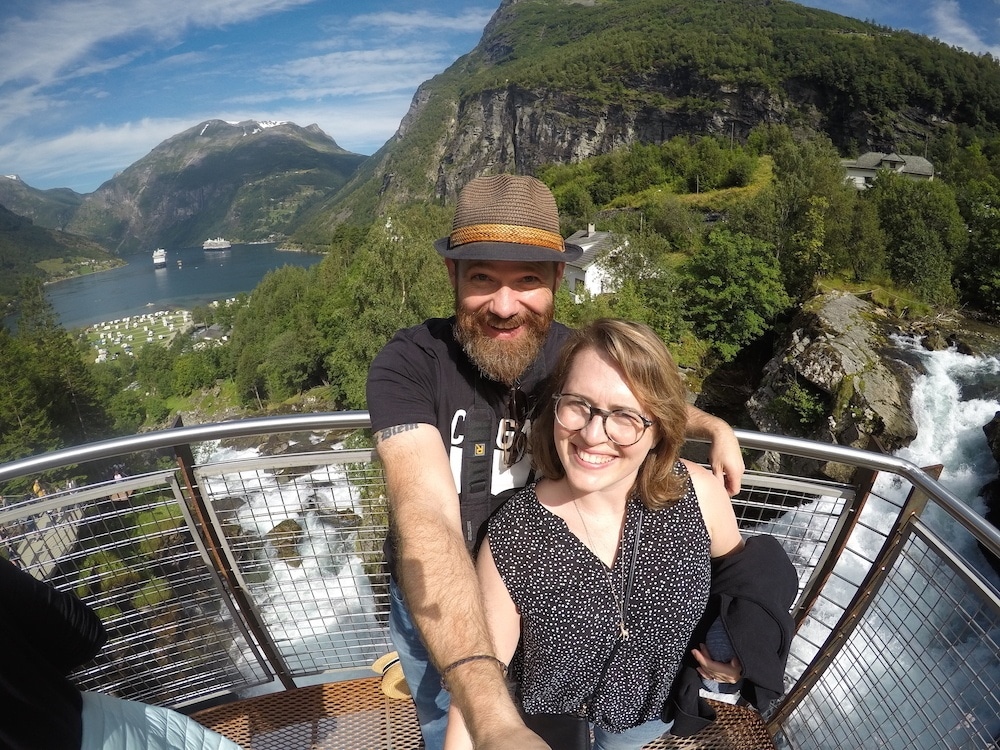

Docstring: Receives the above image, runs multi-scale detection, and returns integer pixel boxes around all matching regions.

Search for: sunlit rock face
[746,291,917,481]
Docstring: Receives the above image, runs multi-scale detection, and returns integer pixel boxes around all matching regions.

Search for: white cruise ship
[152,248,167,267]
[203,237,232,250]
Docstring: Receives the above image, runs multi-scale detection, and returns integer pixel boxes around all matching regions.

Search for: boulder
[746,291,917,481]
[984,412,1000,469]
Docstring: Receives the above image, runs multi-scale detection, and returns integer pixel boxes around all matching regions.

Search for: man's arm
[375,424,548,749]
[444,538,527,750]
[684,404,744,496]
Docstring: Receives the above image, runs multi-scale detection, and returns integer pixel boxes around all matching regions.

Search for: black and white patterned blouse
[487,463,711,732]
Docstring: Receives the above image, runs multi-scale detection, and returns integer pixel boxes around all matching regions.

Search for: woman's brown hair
[529,319,688,509]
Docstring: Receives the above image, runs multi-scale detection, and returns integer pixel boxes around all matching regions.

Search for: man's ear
[553,262,566,291]
[446,258,459,289]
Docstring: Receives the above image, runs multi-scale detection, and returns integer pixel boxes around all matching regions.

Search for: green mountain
[0,202,117,309]
[65,120,368,254]
[0,175,84,231]
[295,0,1000,239]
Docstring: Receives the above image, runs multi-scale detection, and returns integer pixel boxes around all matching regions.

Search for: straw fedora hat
[372,651,410,700]
[435,174,583,263]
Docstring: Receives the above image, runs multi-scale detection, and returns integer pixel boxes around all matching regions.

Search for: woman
[444,319,744,750]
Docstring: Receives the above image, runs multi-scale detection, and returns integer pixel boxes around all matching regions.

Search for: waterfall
[892,336,1000,585]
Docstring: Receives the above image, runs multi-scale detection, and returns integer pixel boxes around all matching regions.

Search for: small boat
[152,248,167,268]
[203,237,232,250]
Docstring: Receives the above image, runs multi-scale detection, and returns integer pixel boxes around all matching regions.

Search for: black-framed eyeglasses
[552,393,653,447]
[504,386,529,467]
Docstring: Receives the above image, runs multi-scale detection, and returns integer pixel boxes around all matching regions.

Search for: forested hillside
[0,204,118,309]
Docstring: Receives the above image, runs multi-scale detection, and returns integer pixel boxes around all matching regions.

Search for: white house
[563,224,623,299]
[841,152,934,190]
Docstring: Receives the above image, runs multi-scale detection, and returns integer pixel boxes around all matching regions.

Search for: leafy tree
[230,266,325,405]
[955,176,1000,315]
[638,196,701,253]
[845,196,887,283]
[0,328,59,468]
[318,205,452,408]
[171,350,219,397]
[759,130,856,298]
[868,172,966,305]
[680,228,790,361]
[135,343,177,398]
[15,278,111,445]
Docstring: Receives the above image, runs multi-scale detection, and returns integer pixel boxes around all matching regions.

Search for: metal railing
[1,414,998,747]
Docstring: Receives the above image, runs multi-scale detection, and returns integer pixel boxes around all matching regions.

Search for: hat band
[449,223,565,253]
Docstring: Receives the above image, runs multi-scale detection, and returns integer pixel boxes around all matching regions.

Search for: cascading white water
[774,337,1000,749]
[197,443,387,686]
[891,336,1000,585]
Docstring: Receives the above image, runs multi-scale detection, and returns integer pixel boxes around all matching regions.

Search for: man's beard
[454,304,553,386]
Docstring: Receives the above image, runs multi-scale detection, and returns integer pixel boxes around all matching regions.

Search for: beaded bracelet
[439,654,507,690]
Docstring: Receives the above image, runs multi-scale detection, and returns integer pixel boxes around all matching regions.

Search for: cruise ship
[203,237,232,250]
[151,248,167,267]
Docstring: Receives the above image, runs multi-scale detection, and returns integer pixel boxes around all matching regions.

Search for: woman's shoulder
[678,459,725,495]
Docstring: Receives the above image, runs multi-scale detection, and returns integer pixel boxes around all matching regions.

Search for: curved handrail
[0,411,371,481]
[0,414,997,553]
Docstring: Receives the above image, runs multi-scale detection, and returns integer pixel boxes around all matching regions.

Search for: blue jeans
[389,578,450,750]
[593,717,674,750]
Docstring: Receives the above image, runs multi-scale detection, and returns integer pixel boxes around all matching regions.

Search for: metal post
[172,415,297,690]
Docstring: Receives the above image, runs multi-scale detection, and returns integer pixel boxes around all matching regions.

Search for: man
[366,174,744,750]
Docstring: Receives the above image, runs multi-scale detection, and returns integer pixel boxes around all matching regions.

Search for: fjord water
[42,243,323,330]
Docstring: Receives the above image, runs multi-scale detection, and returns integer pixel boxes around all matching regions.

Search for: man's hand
[692,643,743,684]
[707,425,744,496]
[685,405,745,496]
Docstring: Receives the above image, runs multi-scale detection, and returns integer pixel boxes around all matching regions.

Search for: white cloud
[260,45,454,98]
[927,0,1000,55]
[349,8,495,34]
[0,0,318,86]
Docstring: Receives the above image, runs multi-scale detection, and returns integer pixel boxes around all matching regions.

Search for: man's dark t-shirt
[366,317,572,578]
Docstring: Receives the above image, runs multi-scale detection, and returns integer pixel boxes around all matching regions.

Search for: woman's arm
[444,538,525,750]
[684,460,744,558]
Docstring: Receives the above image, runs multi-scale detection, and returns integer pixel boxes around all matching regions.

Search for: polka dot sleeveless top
[487,462,711,733]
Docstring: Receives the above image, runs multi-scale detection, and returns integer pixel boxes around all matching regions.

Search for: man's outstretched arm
[685,404,745,496]
[375,424,549,750]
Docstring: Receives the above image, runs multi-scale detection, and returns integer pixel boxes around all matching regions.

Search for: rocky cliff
[745,292,917,481]
[430,83,791,203]
[313,0,1000,230]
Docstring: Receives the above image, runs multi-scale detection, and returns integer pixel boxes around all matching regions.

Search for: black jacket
[665,534,797,737]
[0,557,107,750]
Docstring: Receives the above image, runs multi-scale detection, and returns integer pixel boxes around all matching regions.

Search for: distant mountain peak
[4,174,23,182]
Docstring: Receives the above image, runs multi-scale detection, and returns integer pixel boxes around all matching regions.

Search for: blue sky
[1,0,998,194]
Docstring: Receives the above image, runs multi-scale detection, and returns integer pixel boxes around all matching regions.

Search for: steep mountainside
[0,176,84,232]
[67,120,368,253]
[299,0,1000,238]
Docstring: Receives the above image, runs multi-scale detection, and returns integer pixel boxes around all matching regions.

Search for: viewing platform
[1,413,998,749]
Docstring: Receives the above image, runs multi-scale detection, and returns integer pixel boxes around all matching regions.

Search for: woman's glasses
[552,393,653,447]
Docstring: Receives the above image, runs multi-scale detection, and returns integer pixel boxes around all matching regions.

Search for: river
[38,243,324,330]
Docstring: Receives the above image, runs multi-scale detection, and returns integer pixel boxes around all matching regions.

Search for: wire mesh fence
[0,472,271,707]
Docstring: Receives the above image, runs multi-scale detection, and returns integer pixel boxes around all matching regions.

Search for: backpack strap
[460,397,495,551]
